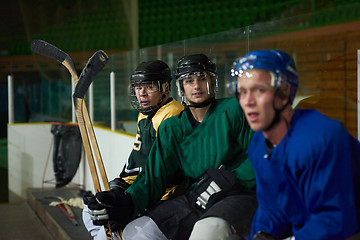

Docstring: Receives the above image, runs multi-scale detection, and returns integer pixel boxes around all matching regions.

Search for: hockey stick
[73,50,112,190]
[31,40,110,191]
[73,50,123,240]
[31,40,119,240]
[30,40,104,191]
[30,40,78,84]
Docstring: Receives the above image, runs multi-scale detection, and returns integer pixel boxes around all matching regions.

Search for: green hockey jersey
[126,98,255,216]
[120,98,184,180]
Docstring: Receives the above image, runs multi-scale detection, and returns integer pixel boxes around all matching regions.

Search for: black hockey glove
[107,178,131,231]
[85,194,109,225]
[87,189,134,230]
[109,178,130,191]
[191,165,244,210]
[85,178,131,231]
[253,231,281,240]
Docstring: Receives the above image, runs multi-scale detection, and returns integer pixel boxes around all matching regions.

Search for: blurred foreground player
[232,50,360,240]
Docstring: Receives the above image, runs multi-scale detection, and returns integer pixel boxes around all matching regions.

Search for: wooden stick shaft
[74,98,114,239]
[63,60,79,84]
[67,58,109,190]
[82,103,111,190]
[74,98,101,192]
[79,95,123,239]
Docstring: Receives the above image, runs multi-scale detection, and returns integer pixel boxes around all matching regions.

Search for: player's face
[182,72,213,105]
[134,82,163,108]
[237,69,276,131]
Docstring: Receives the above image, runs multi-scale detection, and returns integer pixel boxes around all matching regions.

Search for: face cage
[176,71,218,99]
[128,81,166,115]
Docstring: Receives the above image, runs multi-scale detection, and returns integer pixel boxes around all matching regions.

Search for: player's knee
[122,216,167,240]
[189,217,235,240]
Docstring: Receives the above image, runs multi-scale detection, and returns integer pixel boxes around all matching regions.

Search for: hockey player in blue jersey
[232,50,360,240]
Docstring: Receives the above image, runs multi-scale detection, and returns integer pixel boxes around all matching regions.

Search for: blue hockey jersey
[249,109,360,240]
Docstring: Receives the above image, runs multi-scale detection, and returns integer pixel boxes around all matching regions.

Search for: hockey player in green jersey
[88,54,257,240]
[83,60,184,239]
[120,60,184,194]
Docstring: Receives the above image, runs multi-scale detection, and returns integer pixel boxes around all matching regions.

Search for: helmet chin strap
[263,88,290,131]
[187,96,215,108]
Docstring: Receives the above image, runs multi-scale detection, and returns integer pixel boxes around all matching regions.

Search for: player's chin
[191,99,205,104]
[247,121,263,132]
[193,95,210,102]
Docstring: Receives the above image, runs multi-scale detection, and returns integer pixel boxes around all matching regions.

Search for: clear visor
[176,71,218,99]
[132,82,161,95]
[229,67,278,96]
[241,70,277,87]
[177,71,216,83]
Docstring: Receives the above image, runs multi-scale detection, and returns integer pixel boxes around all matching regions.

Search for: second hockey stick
[31,40,118,240]
[31,40,111,192]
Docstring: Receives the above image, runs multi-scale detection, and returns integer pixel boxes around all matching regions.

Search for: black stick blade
[30,40,68,63]
[73,50,109,99]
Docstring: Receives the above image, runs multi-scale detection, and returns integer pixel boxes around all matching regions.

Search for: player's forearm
[294,214,358,240]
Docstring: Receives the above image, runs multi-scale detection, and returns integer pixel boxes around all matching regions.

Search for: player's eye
[184,79,193,84]
[239,89,247,96]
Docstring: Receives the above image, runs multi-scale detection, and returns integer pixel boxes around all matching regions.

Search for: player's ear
[162,82,170,93]
[274,84,291,108]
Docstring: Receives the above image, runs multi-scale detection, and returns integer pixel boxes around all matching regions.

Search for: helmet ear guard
[275,73,292,101]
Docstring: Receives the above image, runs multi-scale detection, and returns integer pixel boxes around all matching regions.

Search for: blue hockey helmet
[231,50,299,103]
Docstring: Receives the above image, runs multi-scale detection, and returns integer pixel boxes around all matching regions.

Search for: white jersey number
[133,133,142,151]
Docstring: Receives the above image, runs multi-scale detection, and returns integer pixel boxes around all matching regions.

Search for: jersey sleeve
[119,100,183,179]
[293,123,359,239]
[249,207,293,239]
[125,119,182,217]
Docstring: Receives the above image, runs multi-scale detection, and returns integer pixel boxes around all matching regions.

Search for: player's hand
[109,178,130,191]
[85,194,109,226]
[88,189,134,230]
